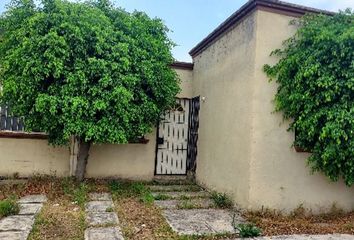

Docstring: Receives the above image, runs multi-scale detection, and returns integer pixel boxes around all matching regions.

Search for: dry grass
[2,177,354,239]
[110,183,235,240]
[0,176,92,240]
[28,198,85,240]
[245,205,354,236]
[115,197,236,240]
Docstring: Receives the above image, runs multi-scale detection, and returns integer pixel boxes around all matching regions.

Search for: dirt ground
[1,177,354,239]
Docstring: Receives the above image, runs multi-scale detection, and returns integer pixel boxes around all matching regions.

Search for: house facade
[1,0,353,213]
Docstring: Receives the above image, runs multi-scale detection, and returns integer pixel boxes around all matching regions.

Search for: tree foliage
[0,0,180,145]
[264,10,354,185]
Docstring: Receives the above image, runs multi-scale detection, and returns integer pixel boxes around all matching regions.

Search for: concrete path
[84,193,124,240]
[149,184,245,236]
[0,194,47,240]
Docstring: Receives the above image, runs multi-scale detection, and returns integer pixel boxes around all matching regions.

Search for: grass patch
[140,192,155,205]
[28,198,86,240]
[0,196,19,218]
[62,178,89,208]
[153,193,170,201]
[109,180,155,206]
[106,207,114,212]
[177,200,198,209]
[109,181,149,197]
[114,197,234,240]
[235,223,262,238]
[210,192,233,209]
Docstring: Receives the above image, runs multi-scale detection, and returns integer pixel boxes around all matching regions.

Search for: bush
[0,197,20,218]
[236,223,262,238]
[264,10,354,185]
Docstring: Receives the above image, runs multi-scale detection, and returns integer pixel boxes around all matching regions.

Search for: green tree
[264,10,354,185]
[0,0,180,181]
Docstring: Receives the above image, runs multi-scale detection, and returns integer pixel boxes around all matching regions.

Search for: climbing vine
[264,10,354,186]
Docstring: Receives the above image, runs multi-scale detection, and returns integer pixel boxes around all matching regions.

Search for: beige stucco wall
[248,9,354,213]
[0,67,193,180]
[0,138,70,177]
[193,8,354,213]
[86,131,156,180]
[175,68,193,98]
[193,11,258,208]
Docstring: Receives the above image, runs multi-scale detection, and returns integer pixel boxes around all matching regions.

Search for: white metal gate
[155,98,190,175]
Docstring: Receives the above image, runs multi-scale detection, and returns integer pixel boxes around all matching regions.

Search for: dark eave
[171,61,194,70]
[189,0,334,58]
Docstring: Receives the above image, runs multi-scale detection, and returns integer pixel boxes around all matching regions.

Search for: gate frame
[154,97,195,176]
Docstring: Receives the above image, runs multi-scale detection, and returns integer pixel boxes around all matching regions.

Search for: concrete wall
[86,131,156,180]
[175,68,193,99]
[248,9,354,213]
[193,8,354,213]
[193,11,258,208]
[0,67,192,180]
[0,138,70,177]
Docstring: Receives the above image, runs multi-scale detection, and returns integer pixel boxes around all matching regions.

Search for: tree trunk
[75,137,91,182]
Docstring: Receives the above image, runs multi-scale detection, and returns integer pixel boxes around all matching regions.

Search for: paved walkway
[150,184,245,235]
[0,194,47,240]
[150,185,354,239]
[84,193,124,240]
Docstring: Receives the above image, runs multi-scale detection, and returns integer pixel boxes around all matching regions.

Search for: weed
[179,195,190,200]
[131,182,147,195]
[108,180,122,193]
[154,193,170,200]
[61,178,89,208]
[106,207,114,212]
[73,183,89,207]
[140,192,155,205]
[177,200,197,209]
[0,196,19,218]
[61,177,76,195]
[109,180,153,204]
[235,223,262,238]
[211,192,233,208]
[290,204,307,218]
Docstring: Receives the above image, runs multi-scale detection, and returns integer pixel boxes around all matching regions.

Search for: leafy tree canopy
[0,0,180,145]
[264,10,354,185]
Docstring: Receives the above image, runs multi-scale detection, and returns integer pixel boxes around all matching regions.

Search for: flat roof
[171,61,194,70]
[189,0,334,58]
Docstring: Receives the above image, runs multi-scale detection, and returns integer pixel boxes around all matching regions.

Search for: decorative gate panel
[187,96,200,173]
[155,98,190,175]
[155,97,200,175]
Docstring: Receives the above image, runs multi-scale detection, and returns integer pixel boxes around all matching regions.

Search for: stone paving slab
[86,201,114,212]
[18,194,47,204]
[232,235,354,240]
[89,193,112,201]
[155,198,214,209]
[18,203,43,215]
[0,230,30,240]
[84,227,124,240]
[163,209,243,235]
[0,215,35,232]
[86,212,119,226]
[148,185,201,192]
[152,191,210,199]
